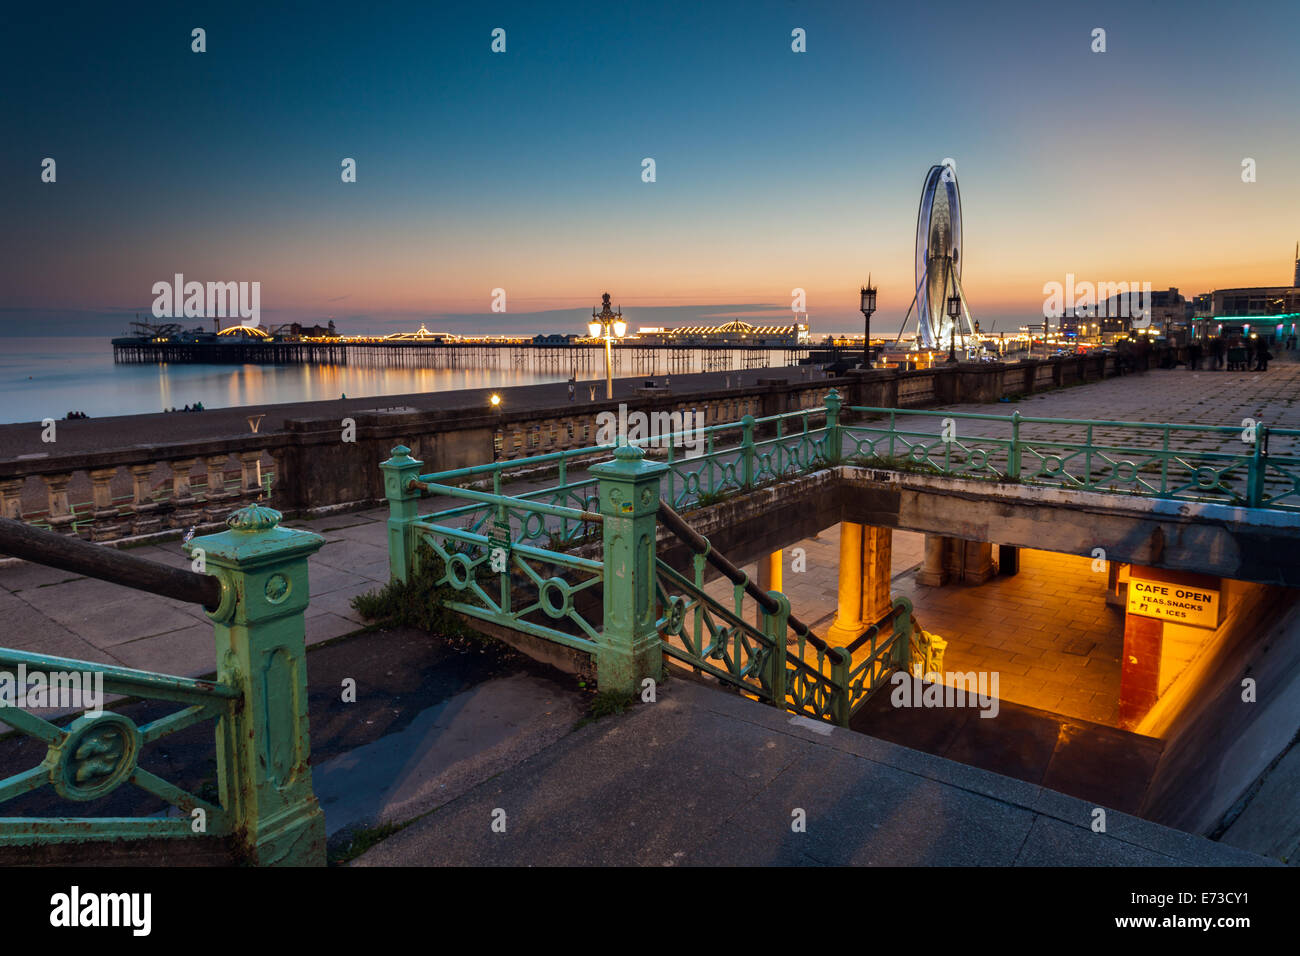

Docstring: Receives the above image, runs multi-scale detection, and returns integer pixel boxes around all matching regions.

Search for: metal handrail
[0,517,222,611]
[655,499,846,665]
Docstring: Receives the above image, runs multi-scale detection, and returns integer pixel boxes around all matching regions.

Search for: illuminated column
[755,549,783,628]
[827,522,864,644]
[860,526,893,624]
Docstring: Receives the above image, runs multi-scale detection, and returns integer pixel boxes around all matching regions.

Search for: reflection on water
[0,337,804,424]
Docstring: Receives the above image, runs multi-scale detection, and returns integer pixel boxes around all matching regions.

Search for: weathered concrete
[351,679,1271,867]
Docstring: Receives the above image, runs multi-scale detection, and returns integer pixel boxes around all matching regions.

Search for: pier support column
[916,534,949,587]
[755,549,783,628]
[827,522,864,644]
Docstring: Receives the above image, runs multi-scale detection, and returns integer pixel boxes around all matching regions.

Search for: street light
[588,292,626,399]
[859,276,877,368]
[945,291,962,364]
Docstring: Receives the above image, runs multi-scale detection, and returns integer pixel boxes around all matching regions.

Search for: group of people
[1186,336,1273,372]
[63,410,90,420]
[165,402,206,413]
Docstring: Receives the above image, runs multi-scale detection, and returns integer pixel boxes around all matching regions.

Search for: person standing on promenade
[568,378,575,402]
[1209,336,1224,370]
[1188,340,1202,370]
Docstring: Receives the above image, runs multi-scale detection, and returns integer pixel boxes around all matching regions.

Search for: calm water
[0,337,580,424]
[0,336,803,424]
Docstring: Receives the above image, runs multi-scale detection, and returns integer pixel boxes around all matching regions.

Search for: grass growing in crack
[350,542,475,639]
[329,821,411,865]
[573,689,637,729]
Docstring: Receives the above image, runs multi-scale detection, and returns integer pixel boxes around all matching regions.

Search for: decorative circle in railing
[662,595,687,635]
[447,553,475,590]
[1195,466,1221,490]
[50,713,142,802]
[539,577,572,619]
[1115,461,1138,482]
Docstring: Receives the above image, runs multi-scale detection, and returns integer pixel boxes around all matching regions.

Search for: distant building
[289,321,338,338]
[634,319,810,346]
[1192,245,1300,343]
[533,333,578,344]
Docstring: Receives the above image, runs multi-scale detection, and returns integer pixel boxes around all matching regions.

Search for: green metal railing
[0,505,327,865]
[379,390,1298,723]
[383,436,916,726]
[839,405,1300,511]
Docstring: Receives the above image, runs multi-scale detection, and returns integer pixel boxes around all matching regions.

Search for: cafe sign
[1127,573,1220,628]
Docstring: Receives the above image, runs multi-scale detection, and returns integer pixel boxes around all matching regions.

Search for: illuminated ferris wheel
[902,163,978,350]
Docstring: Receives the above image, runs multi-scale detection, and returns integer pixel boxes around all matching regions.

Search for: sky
[2,0,1298,338]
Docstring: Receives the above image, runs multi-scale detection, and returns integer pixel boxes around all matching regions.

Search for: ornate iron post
[740,414,756,489]
[590,445,667,695]
[187,504,326,866]
[823,388,842,465]
[381,445,424,584]
[760,589,790,708]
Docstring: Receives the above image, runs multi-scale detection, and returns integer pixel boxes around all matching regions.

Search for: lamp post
[859,276,877,368]
[588,292,627,400]
[945,291,962,364]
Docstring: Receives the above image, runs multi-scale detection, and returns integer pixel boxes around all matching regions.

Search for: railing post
[741,414,756,488]
[1008,410,1022,480]
[1247,423,1268,507]
[187,504,326,866]
[823,388,842,465]
[589,445,668,696]
[830,647,851,727]
[760,589,789,708]
[380,445,424,584]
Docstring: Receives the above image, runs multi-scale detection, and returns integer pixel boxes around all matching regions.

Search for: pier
[110,337,815,372]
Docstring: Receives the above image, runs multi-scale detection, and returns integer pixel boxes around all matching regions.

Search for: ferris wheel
[900,163,978,351]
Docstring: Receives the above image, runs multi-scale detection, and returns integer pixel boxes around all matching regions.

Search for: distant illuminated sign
[1127,575,1220,628]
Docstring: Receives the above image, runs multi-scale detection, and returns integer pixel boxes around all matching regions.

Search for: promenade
[7,362,1300,699]
[0,365,814,461]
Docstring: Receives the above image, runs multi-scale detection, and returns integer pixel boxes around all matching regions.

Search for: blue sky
[2,0,1298,337]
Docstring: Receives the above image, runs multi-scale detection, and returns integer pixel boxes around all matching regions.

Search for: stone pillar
[827,521,864,644]
[916,533,948,587]
[861,525,893,624]
[590,445,667,694]
[755,549,783,628]
[42,474,75,532]
[962,540,995,584]
[0,479,23,520]
[188,504,326,866]
[238,451,264,495]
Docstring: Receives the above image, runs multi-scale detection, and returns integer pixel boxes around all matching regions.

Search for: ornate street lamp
[860,276,877,368]
[588,292,626,399]
[946,291,962,364]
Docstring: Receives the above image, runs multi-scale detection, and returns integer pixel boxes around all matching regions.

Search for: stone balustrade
[0,355,1126,545]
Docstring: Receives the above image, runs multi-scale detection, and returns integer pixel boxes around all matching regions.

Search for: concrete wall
[1138,584,1300,839]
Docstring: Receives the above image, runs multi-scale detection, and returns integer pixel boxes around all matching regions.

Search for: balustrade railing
[841,406,1300,511]
[0,506,326,865]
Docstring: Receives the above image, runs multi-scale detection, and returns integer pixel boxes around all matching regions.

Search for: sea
[0,336,807,425]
